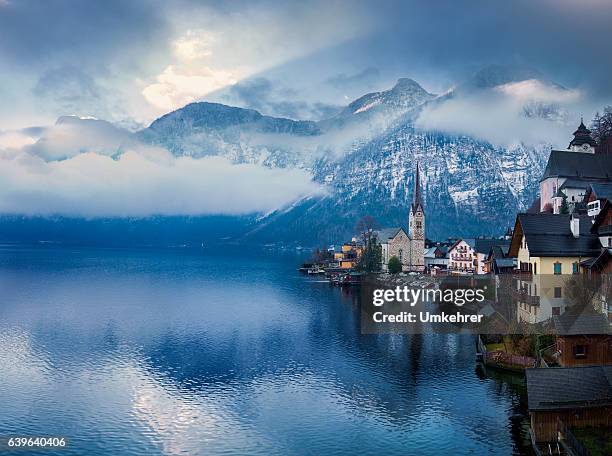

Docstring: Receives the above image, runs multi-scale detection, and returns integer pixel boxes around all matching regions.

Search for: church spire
[569,118,597,150]
[411,161,423,212]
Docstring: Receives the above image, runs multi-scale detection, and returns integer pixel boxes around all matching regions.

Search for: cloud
[0,115,324,217]
[415,80,586,148]
[220,77,341,120]
[16,116,135,161]
[142,65,239,112]
[326,67,380,89]
[0,148,323,218]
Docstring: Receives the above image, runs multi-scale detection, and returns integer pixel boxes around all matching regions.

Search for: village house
[377,163,425,272]
[550,309,612,367]
[526,365,612,448]
[424,245,448,273]
[448,239,476,274]
[448,238,510,275]
[509,213,600,276]
[483,244,516,274]
[539,121,612,213]
[508,212,601,324]
[332,239,363,269]
[585,183,612,218]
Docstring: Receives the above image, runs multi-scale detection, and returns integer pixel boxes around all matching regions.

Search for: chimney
[570,214,580,238]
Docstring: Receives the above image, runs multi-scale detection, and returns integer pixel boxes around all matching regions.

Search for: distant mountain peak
[459,64,545,92]
[341,77,435,117]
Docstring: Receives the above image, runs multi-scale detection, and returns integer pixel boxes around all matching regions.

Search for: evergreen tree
[357,235,382,273]
[559,193,569,214]
[388,256,402,274]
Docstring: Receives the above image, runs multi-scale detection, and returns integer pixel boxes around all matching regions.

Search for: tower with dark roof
[408,162,425,270]
[569,119,597,153]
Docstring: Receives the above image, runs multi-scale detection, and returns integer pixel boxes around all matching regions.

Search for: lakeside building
[539,121,612,213]
[483,244,516,274]
[378,163,425,272]
[509,213,600,276]
[448,238,511,275]
[549,310,612,367]
[424,245,448,273]
[526,366,612,446]
[332,239,363,269]
[508,212,601,324]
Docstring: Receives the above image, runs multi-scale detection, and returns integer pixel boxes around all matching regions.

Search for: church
[377,163,426,272]
[539,120,612,214]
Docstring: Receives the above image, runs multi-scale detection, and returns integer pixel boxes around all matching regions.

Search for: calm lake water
[0,246,533,455]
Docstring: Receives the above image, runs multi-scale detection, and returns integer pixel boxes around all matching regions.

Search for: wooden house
[552,309,612,367]
[526,366,612,443]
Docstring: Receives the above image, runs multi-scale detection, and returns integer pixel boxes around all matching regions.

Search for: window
[534,263,537,275]
[572,262,579,274]
[398,248,403,263]
[609,238,611,248]
[554,287,562,298]
[574,344,587,358]
[553,262,562,275]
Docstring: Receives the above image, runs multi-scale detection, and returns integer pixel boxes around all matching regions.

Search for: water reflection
[0,246,532,455]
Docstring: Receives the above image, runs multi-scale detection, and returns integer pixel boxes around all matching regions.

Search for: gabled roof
[526,366,612,411]
[509,213,600,257]
[591,199,612,233]
[581,248,612,271]
[449,238,475,251]
[553,307,611,336]
[375,227,408,242]
[540,150,612,181]
[588,183,612,201]
[473,238,510,255]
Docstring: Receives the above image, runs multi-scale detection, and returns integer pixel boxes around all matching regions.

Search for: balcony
[512,288,540,306]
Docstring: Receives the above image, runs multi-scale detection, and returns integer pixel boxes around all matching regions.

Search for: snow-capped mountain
[137,66,567,245]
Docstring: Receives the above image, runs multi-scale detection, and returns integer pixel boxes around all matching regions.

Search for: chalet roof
[591,199,612,234]
[509,213,600,257]
[553,308,611,336]
[589,182,612,200]
[494,258,515,268]
[473,238,510,255]
[540,150,612,182]
[424,247,437,258]
[581,248,612,271]
[449,238,475,251]
[526,366,612,411]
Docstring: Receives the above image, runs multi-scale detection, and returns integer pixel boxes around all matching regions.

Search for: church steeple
[411,161,423,212]
[569,119,597,152]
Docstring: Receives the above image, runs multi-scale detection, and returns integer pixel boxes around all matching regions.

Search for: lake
[0,246,533,455]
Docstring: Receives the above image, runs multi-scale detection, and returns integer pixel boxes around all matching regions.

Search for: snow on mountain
[137,68,563,245]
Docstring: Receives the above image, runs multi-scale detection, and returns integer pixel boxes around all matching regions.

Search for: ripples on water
[0,246,533,455]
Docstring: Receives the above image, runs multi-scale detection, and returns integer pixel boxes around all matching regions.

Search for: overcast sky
[0,0,611,218]
[1,0,612,130]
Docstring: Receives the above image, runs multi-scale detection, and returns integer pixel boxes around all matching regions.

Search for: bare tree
[355,215,380,245]
[590,106,612,144]
[563,274,603,311]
